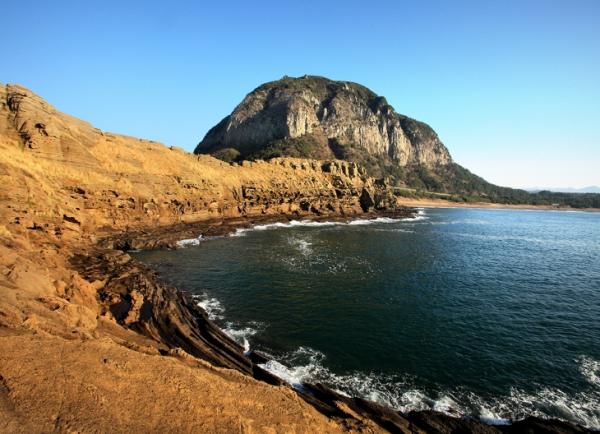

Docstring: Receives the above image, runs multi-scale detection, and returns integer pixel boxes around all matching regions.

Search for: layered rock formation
[0,83,406,433]
[0,84,407,240]
[195,75,452,170]
[0,84,592,433]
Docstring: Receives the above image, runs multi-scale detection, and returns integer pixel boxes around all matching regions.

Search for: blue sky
[2,0,599,188]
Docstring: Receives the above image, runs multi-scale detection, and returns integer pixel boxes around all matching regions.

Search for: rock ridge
[0,83,592,433]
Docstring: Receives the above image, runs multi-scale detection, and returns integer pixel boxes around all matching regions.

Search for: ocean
[132,208,600,428]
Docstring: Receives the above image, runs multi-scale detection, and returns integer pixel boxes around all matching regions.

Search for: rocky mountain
[196,76,600,209]
[195,75,452,176]
[1,83,595,433]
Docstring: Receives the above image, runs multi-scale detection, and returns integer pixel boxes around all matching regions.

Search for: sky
[1,0,599,189]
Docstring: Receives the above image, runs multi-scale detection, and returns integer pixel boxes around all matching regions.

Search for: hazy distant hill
[527,186,600,194]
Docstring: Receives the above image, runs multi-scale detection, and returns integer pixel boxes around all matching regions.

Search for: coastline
[1,205,594,433]
[107,210,593,433]
[396,197,600,213]
[0,85,594,432]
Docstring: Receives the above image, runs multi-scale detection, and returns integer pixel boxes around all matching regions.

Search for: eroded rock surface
[0,83,592,433]
[196,75,452,168]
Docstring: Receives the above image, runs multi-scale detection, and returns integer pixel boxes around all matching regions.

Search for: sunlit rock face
[195,75,452,168]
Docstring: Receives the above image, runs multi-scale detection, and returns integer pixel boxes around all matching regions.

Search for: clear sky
[2,0,599,189]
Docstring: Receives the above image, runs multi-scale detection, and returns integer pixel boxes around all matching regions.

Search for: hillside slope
[196,75,451,172]
[0,84,592,433]
[0,83,404,433]
[195,76,600,209]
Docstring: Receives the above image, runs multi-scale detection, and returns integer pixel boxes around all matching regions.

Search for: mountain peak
[195,76,452,174]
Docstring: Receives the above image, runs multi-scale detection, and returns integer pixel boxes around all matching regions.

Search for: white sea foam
[287,237,313,256]
[257,345,600,429]
[478,406,511,425]
[194,293,225,320]
[222,322,262,355]
[485,387,600,429]
[229,214,423,237]
[410,209,428,221]
[195,291,263,355]
[347,217,399,225]
[579,355,600,387]
[231,228,249,237]
[258,346,326,388]
[176,235,203,247]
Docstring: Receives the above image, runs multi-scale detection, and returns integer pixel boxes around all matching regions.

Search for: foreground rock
[0,83,593,433]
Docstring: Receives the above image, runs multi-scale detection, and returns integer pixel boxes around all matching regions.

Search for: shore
[397,197,600,212]
[2,206,593,433]
[0,85,593,433]
[72,211,595,434]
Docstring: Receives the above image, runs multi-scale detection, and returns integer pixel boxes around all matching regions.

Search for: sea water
[133,208,600,428]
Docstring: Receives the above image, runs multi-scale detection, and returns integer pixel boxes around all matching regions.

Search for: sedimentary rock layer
[0,83,591,433]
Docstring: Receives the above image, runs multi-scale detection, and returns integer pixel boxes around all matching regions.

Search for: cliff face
[0,83,404,433]
[0,85,591,434]
[195,75,452,170]
[0,84,402,243]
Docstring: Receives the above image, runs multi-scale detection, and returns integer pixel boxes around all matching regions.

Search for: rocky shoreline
[0,83,594,433]
[83,211,593,434]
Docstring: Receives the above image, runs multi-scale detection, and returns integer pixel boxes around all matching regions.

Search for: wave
[347,217,404,225]
[193,293,225,320]
[176,235,203,247]
[222,322,263,355]
[286,236,313,256]
[231,213,426,237]
[258,346,600,429]
[580,355,600,387]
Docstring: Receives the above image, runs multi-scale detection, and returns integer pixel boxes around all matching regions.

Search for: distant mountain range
[526,186,600,194]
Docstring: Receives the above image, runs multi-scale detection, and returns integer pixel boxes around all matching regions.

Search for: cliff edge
[0,84,591,433]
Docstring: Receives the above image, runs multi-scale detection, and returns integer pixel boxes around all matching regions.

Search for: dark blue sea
[133,208,600,428]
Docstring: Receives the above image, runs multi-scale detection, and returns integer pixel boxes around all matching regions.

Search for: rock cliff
[195,75,452,172]
[0,83,405,433]
[195,76,600,209]
[0,84,405,240]
[0,84,591,433]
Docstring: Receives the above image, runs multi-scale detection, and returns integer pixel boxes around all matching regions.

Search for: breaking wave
[580,356,600,387]
[230,213,425,237]
[258,346,600,429]
[286,236,313,256]
[222,321,264,355]
[193,293,225,320]
[176,235,203,247]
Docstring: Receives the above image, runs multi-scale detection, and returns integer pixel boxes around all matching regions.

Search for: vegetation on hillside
[211,137,600,209]
[246,135,334,160]
[394,163,600,209]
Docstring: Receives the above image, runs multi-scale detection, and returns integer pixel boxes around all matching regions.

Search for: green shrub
[212,148,241,162]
